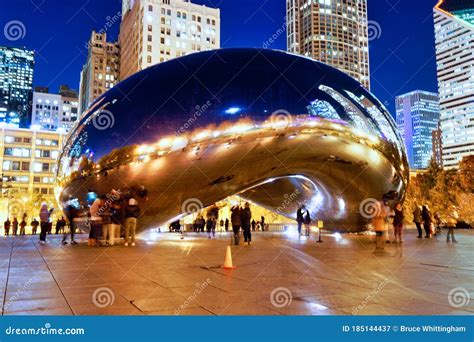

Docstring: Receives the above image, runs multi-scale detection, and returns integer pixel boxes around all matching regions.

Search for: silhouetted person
[12,218,18,236]
[55,217,66,234]
[19,219,27,236]
[4,219,11,236]
[297,205,311,236]
[422,205,432,238]
[231,205,241,245]
[241,203,252,245]
[260,216,265,231]
[31,218,39,235]
[413,205,423,238]
[206,216,216,239]
[251,219,256,232]
[224,218,229,232]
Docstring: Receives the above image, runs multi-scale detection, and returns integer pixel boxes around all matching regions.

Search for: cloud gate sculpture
[57,48,409,232]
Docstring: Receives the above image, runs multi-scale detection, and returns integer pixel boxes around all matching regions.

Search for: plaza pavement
[0,229,472,315]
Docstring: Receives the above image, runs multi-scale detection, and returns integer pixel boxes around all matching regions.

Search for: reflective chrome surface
[57,48,409,232]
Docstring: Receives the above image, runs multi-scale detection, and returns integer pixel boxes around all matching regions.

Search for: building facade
[0,127,66,222]
[79,31,120,114]
[286,0,370,89]
[31,85,79,132]
[434,0,474,169]
[396,90,440,170]
[0,46,35,127]
[119,0,220,80]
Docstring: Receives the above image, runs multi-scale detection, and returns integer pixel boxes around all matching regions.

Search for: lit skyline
[0,0,440,116]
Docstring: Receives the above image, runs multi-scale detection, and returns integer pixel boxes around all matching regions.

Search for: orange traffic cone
[222,246,237,269]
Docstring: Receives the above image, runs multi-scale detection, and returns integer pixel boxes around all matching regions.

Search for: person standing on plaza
[224,218,229,232]
[241,202,252,245]
[421,205,433,238]
[19,218,27,236]
[446,205,459,243]
[55,217,67,235]
[230,205,241,245]
[31,218,39,235]
[4,219,10,236]
[62,200,78,245]
[251,219,256,232]
[260,216,265,231]
[12,217,18,236]
[392,202,404,243]
[413,205,423,238]
[373,201,387,253]
[89,197,103,247]
[206,216,216,239]
[296,205,310,236]
[124,198,140,247]
[39,203,53,244]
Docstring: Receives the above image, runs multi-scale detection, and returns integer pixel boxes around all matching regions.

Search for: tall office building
[0,46,35,127]
[396,90,440,170]
[78,31,120,114]
[286,0,370,89]
[119,0,220,80]
[434,0,474,169]
[31,85,79,132]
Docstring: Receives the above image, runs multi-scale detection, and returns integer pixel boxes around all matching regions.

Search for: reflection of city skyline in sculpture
[56,49,409,232]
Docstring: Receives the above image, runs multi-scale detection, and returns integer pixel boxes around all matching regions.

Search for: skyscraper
[286,0,370,89]
[119,0,220,80]
[78,31,120,114]
[0,46,35,127]
[434,0,474,169]
[396,90,440,170]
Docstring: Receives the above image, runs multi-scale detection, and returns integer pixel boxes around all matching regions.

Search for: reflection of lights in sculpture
[56,48,408,233]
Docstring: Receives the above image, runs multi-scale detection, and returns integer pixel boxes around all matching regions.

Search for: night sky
[0,0,440,116]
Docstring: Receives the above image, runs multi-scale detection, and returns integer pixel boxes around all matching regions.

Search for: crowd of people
[188,203,266,245]
[3,195,462,250]
[373,199,460,253]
